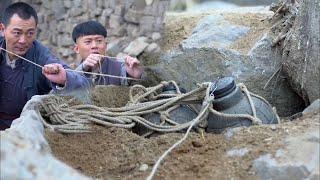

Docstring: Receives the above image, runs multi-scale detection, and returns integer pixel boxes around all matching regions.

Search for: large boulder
[281,0,320,104]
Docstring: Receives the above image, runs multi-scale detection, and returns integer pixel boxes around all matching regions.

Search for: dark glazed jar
[207,77,279,133]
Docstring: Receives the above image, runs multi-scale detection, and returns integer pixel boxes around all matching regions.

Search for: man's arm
[36,42,90,92]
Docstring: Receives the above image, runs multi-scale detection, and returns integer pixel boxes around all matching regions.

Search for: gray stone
[139,16,156,34]
[227,148,249,157]
[109,25,127,37]
[105,0,117,9]
[115,5,125,16]
[139,164,149,171]
[181,14,250,50]
[127,24,140,38]
[152,32,161,41]
[69,8,83,17]
[252,128,320,180]
[281,0,320,103]
[64,0,72,8]
[91,8,102,18]
[107,38,127,56]
[58,34,74,47]
[74,0,82,8]
[145,43,160,53]
[303,99,320,116]
[124,9,144,24]
[109,15,124,29]
[52,1,66,20]
[97,0,104,8]
[87,0,97,11]
[124,37,149,56]
[102,8,114,18]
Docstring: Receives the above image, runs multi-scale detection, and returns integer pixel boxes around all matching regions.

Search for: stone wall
[12,0,169,64]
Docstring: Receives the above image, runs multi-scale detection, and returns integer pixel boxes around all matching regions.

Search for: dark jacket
[0,36,90,100]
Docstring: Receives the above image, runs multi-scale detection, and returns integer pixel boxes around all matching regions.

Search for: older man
[0,2,89,130]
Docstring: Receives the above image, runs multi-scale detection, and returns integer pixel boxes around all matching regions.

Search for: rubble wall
[12,0,169,64]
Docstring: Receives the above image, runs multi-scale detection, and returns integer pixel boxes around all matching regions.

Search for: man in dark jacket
[73,21,143,85]
[0,2,89,130]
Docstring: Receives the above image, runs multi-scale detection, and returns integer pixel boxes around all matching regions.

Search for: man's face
[0,14,37,58]
[74,35,107,60]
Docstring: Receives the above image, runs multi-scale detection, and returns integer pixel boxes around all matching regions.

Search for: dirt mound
[45,111,319,179]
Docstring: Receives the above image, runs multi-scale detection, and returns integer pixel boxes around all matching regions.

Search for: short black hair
[2,2,38,26]
[72,21,107,43]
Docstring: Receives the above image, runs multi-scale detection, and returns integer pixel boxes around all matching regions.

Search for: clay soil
[45,112,319,179]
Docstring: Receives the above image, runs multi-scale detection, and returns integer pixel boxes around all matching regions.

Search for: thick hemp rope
[38,80,277,133]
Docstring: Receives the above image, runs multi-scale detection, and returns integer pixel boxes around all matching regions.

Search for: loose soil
[45,86,319,179]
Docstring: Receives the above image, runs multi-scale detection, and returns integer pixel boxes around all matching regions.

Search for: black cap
[212,77,236,98]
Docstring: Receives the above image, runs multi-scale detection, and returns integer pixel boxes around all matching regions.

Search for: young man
[0,2,89,130]
[73,20,143,85]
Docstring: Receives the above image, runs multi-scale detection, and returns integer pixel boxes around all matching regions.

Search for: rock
[139,16,156,34]
[58,34,74,47]
[281,0,320,103]
[303,99,320,116]
[109,25,127,37]
[124,9,143,24]
[64,0,72,9]
[124,37,149,56]
[69,8,83,17]
[107,38,127,56]
[145,43,161,53]
[114,5,125,16]
[252,128,320,179]
[180,14,250,50]
[109,14,124,29]
[227,148,249,157]
[127,24,140,38]
[139,164,149,171]
[152,32,161,41]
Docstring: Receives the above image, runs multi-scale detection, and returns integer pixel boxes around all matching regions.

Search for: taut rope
[0,47,140,81]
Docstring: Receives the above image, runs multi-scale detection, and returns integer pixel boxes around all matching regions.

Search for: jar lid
[213,77,236,98]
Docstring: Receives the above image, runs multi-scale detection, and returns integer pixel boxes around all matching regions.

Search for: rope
[0,47,140,81]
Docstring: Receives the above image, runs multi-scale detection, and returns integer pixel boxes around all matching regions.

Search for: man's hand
[82,54,102,71]
[42,63,67,85]
[125,56,142,79]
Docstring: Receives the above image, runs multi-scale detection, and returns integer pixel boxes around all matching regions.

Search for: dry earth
[45,112,319,179]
